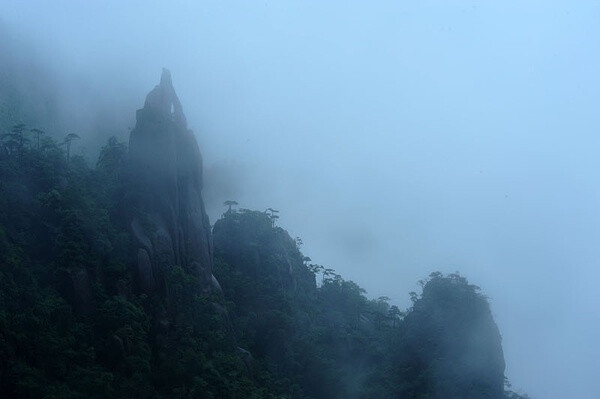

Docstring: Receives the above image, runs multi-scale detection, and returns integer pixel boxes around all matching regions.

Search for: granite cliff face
[396,273,506,399]
[128,69,216,293]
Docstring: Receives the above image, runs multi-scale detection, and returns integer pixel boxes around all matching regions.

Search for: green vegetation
[0,125,528,398]
[0,131,267,398]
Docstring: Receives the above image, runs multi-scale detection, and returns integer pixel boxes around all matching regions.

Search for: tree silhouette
[97,136,126,173]
[308,263,324,277]
[30,128,45,150]
[223,200,238,213]
[0,131,17,155]
[388,305,403,328]
[2,123,29,160]
[409,291,419,304]
[322,267,339,284]
[61,133,80,162]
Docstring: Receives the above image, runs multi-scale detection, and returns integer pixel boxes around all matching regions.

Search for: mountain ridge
[0,70,529,399]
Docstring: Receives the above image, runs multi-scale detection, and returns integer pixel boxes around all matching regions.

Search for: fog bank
[2,2,599,397]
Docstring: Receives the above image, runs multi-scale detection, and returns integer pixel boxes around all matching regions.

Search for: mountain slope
[0,71,528,399]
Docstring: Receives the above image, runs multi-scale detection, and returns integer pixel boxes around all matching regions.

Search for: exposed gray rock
[129,69,215,293]
[399,274,506,399]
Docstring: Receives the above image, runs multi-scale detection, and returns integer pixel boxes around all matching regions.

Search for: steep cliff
[212,211,512,398]
[391,273,507,399]
[128,69,216,294]
[213,209,316,295]
[0,69,526,398]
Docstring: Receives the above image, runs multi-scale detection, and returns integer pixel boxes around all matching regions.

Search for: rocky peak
[398,273,506,399]
[142,68,186,125]
[128,69,216,293]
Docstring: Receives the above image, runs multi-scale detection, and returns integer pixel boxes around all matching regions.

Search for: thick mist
[2,1,599,397]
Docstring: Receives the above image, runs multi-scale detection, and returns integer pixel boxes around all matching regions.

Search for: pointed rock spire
[128,70,216,293]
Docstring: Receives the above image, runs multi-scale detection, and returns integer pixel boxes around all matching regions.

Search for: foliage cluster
[0,126,529,398]
[212,210,527,399]
[0,133,274,398]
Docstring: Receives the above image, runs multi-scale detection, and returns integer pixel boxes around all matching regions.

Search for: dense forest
[0,72,530,398]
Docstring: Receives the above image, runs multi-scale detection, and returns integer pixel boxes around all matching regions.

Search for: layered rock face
[129,69,215,293]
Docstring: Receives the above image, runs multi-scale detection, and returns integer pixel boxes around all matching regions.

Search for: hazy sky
[2,1,599,397]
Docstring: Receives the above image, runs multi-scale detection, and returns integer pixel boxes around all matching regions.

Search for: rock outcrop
[212,209,316,295]
[397,273,506,399]
[128,69,216,293]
